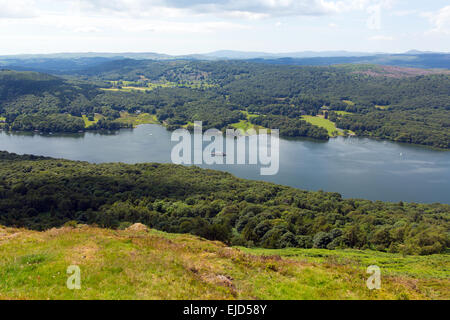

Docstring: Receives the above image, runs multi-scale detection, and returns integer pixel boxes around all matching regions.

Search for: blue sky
[1,0,449,55]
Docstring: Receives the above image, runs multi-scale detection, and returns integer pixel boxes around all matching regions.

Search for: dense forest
[0,151,448,255]
[1,59,450,147]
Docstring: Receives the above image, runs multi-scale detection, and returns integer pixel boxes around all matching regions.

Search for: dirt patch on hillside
[0,226,32,242]
[201,273,235,289]
[0,230,22,241]
[46,227,75,237]
[66,244,100,265]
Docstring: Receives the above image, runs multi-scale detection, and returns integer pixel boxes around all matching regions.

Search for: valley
[0,55,449,301]
[1,0,449,304]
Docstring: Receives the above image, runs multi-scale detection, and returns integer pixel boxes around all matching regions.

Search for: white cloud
[11,12,247,36]
[391,9,417,17]
[121,20,249,33]
[2,0,421,55]
[0,0,38,18]
[75,0,391,19]
[76,0,187,18]
[0,0,398,23]
[173,0,339,17]
[25,14,106,33]
[366,4,381,30]
[74,26,102,33]
[426,5,450,35]
[370,35,394,40]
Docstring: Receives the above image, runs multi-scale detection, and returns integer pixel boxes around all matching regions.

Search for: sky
[1,0,449,55]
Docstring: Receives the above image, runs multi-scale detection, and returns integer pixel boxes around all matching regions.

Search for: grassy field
[230,111,265,133]
[82,113,157,128]
[375,105,390,110]
[101,81,176,92]
[302,115,356,137]
[102,80,215,92]
[82,114,103,128]
[240,110,259,120]
[302,115,342,137]
[102,87,149,92]
[342,100,355,106]
[240,247,450,280]
[0,116,6,129]
[0,225,448,300]
[231,120,259,132]
[115,112,158,127]
[334,111,353,116]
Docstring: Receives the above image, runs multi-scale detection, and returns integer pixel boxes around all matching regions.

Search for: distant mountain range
[0,52,171,60]
[201,50,385,59]
[1,49,447,61]
[1,50,450,73]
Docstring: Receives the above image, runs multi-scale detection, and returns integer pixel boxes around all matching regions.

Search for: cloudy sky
[1,0,449,55]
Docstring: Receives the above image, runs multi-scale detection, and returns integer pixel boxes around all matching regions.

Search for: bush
[63,220,78,228]
[313,232,332,249]
[279,232,298,248]
[296,235,313,249]
[327,237,344,250]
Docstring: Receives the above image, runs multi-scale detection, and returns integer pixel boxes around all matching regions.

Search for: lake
[1,124,449,204]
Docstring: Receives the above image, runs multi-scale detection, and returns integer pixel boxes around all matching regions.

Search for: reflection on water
[1,124,449,204]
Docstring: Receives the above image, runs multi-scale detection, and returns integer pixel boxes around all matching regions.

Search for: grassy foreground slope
[0,225,448,300]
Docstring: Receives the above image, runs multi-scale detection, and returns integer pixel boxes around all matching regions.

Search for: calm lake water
[1,124,449,204]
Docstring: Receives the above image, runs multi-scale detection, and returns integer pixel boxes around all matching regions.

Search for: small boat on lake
[211,151,226,157]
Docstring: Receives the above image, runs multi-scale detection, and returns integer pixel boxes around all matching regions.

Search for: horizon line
[0,49,447,57]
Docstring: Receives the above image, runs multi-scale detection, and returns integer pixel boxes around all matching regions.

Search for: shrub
[313,232,332,249]
[296,235,313,249]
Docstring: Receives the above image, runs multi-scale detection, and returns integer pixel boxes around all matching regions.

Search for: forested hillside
[0,70,106,132]
[0,151,448,255]
[1,59,450,148]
